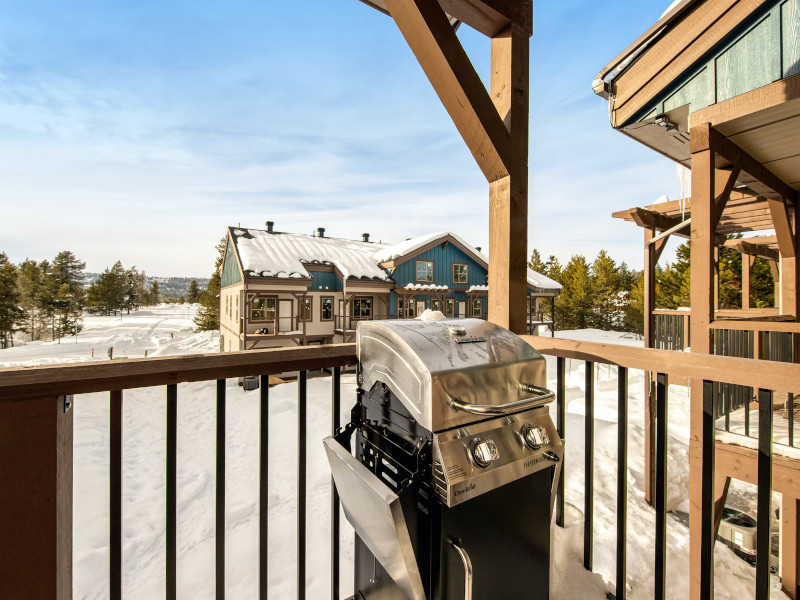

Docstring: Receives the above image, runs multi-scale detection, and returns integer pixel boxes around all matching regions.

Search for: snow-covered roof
[467,285,488,293]
[373,231,561,292]
[404,283,449,291]
[231,228,392,281]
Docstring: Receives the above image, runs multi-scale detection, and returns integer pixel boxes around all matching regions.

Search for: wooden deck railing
[525,335,800,600]
[0,344,357,600]
[2,338,800,599]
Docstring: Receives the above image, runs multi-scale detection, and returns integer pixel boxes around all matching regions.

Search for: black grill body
[350,382,552,600]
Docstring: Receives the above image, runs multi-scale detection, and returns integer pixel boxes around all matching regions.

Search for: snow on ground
[0,312,790,598]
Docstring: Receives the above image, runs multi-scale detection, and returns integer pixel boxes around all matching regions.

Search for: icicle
[677,164,691,221]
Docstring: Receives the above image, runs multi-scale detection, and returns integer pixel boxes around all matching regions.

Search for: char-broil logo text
[524,456,546,469]
[454,483,476,497]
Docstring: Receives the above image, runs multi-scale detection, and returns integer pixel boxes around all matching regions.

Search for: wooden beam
[713,167,740,229]
[487,23,528,333]
[383,0,511,182]
[630,207,690,237]
[438,0,532,37]
[743,253,751,310]
[688,136,716,600]
[769,198,797,259]
[728,239,781,262]
[691,124,798,204]
[781,497,799,599]
[0,397,72,600]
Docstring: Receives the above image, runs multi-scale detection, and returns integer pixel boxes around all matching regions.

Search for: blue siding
[220,237,242,288]
[629,0,800,125]
[391,242,487,291]
[308,270,342,291]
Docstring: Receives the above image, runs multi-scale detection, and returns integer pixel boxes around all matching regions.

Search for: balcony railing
[2,337,799,599]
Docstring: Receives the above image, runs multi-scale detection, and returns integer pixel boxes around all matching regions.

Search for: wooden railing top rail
[710,319,800,333]
[524,336,800,393]
[0,344,357,401]
[652,309,691,316]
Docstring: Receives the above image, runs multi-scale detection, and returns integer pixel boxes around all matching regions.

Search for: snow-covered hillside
[0,309,789,599]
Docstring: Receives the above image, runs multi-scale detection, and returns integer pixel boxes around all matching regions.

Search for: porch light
[655,114,677,132]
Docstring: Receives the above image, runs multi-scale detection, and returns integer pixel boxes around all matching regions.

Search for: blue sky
[0,0,683,276]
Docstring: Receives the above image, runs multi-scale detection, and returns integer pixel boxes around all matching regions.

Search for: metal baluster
[556,356,566,528]
[110,390,123,600]
[756,388,773,600]
[700,381,716,600]
[298,371,307,600]
[585,361,594,571]
[331,367,341,600]
[259,375,269,600]
[654,373,668,600]
[789,393,795,448]
[615,367,628,600]
[745,390,751,438]
[166,384,177,600]
[216,380,226,600]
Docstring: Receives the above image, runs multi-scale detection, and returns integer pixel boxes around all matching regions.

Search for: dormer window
[415,260,433,282]
[453,263,468,284]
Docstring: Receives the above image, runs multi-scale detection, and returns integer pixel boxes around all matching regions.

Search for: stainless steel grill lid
[357,317,551,432]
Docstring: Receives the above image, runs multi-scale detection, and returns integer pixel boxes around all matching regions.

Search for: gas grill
[324,317,562,600]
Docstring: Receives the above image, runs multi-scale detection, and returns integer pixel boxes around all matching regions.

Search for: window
[430,298,441,312]
[321,297,333,321]
[472,298,483,317]
[415,260,433,282]
[352,297,373,319]
[396,298,404,319]
[235,296,239,321]
[251,297,276,322]
[453,263,468,284]
[445,298,455,317]
[225,296,229,318]
[299,297,312,322]
[407,298,416,318]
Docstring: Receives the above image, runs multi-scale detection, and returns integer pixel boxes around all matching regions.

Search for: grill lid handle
[449,385,554,415]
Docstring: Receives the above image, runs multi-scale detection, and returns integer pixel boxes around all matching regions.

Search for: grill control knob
[521,424,550,450]
[470,439,499,468]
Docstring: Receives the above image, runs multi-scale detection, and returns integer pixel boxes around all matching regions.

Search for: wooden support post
[714,245,720,312]
[644,227,657,506]
[781,497,799,599]
[488,23,529,333]
[743,254,752,310]
[689,124,717,600]
[0,397,73,600]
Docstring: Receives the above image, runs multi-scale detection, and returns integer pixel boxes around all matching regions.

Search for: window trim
[415,259,434,283]
[430,298,442,313]
[320,296,334,321]
[471,297,483,317]
[250,295,277,323]
[445,298,455,318]
[299,296,313,322]
[351,296,374,320]
[452,262,468,284]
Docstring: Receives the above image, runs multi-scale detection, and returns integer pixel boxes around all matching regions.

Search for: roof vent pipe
[476,247,482,252]
[266,221,274,233]
[318,227,325,238]
[362,233,370,243]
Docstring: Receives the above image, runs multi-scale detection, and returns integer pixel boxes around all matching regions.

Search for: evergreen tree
[194,237,226,331]
[528,249,546,274]
[47,251,86,339]
[150,280,161,305]
[17,259,47,340]
[624,271,645,334]
[87,261,127,315]
[556,255,594,330]
[591,250,621,329]
[188,279,199,303]
[0,252,23,348]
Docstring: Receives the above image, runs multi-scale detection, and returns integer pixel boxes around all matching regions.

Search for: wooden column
[689,124,717,600]
[488,23,529,333]
[0,396,73,600]
[644,226,657,505]
[743,254,752,310]
[713,245,720,312]
[782,497,799,599]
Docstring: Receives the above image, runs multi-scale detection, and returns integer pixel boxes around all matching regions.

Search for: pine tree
[87,261,127,315]
[17,259,46,340]
[47,251,86,339]
[188,280,199,303]
[591,250,621,329]
[194,237,226,332]
[0,253,23,348]
[528,249,546,274]
[556,255,594,330]
[150,280,161,305]
[624,271,645,334]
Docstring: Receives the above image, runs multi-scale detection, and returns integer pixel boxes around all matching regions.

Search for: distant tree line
[531,234,776,334]
[0,249,206,347]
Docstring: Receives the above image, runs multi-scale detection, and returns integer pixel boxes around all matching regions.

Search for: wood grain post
[689,124,717,600]
[644,227,657,505]
[781,497,799,599]
[0,396,73,600]
[743,254,752,310]
[488,23,529,333]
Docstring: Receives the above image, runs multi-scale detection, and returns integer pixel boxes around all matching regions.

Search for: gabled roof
[229,227,392,282]
[375,231,561,292]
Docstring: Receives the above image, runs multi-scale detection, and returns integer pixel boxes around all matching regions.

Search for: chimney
[318,227,325,238]
[266,221,274,233]
[476,246,482,252]
[362,233,370,243]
